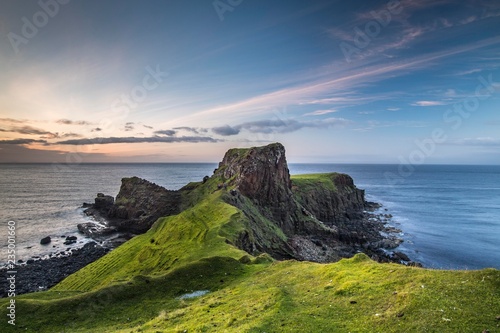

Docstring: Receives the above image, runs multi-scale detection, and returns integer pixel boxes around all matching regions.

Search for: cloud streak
[56,119,93,126]
[212,118,350,136]
[0,138,47,145]
[55,136,219,145]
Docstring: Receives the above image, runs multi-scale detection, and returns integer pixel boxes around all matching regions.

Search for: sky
[0,0,499,164]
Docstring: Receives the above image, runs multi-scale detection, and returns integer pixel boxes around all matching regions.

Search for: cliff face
[213,143,387,262]
[292,173,366,224]
[214,143,297,235]
[107,177,182,233]
[82,143,402,263]
[83,177,182,234]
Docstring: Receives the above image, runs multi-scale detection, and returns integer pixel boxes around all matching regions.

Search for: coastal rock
[94,193,114,209]
[213,143,407,263]
[83,177,183,234]
[107,177,182,233]
[40,236,51,245]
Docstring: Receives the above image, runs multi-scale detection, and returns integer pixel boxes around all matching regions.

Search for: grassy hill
[2,145,499,332]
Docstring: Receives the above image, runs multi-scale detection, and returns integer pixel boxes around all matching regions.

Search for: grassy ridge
[1,173,499,332]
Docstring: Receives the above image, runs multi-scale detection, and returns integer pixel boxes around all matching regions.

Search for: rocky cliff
[81,143,407,264]
[81,177,183,235]
[213,143,402,262]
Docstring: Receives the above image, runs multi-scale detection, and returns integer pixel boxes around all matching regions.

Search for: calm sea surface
[1,163,499,269]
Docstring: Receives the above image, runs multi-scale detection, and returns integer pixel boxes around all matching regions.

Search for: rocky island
[2,143,498,333]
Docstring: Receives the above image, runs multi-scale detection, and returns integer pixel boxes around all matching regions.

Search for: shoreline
[0,241,109,298]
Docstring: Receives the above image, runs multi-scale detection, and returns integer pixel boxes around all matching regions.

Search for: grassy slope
[2,173,499,332]
[291,173,339,193]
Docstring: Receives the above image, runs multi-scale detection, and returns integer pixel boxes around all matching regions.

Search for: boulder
[40,236,51,245]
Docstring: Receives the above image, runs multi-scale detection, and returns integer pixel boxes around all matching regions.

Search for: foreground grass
[2,173,499,332]
[3,254,499,332]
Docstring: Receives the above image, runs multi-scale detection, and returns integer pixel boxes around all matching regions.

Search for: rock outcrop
[214,143,404,263]
[82,177,183,235]
[81,142,410,264]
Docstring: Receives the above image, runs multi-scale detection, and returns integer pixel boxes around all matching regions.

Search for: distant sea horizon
[1,163,499,270]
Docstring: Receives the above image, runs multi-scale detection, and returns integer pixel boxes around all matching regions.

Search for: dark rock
[203,175,210,183]
[94,194,114,209]
[40,236,51,245]
[66,236,77,241]
[105,177,182,233]
[394,251,410,262]
[230,189,238,196]
[396,312,404,317]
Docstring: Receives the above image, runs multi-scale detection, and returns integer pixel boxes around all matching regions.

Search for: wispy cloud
[180,36,500,123]
[0,118,26,124]
[448,137,500,147]
[56,119,93,126]
[154,130,177,136]
[173,126,205,134]
[411,101,447,107]
[0,125,56,136]
[212,118,350,136]
[55,136,219,145]
[303,109,338,116]
[0,138,47,145]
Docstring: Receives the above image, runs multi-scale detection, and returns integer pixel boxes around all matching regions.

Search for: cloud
[124,124,134,131]
[448,137,500,147]
[0,138,47,145]
[181,37,500,124]
[61,133,83,138]
[154,130,177,136]
[212,118,351,136]
[173,126,203,134]
[0,125,56,136]
[304,109,338,116]
[56,119,92,126]
[91,128,102,132]
[460,16,477,25]
[387,108,400,111]
[212,125,241,136]
[143,125,154,129]
[411,101,446,107]
[358,111,374,115]
[55,136,219,145]
[0,118,25,124]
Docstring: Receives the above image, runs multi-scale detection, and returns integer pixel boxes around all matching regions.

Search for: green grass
[291,173,340,193]
[2,172,499,332]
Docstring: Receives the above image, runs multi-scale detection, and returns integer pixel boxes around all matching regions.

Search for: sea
[0,163,499,270]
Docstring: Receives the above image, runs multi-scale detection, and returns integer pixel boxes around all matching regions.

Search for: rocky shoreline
[0,242,109,297]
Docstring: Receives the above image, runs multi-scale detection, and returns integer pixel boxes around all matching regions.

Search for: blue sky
[0,0,499,163]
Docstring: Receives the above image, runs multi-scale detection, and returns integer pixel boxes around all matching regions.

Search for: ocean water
[1,163,499,270]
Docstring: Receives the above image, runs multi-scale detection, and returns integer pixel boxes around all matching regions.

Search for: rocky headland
[2,142,416,296]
